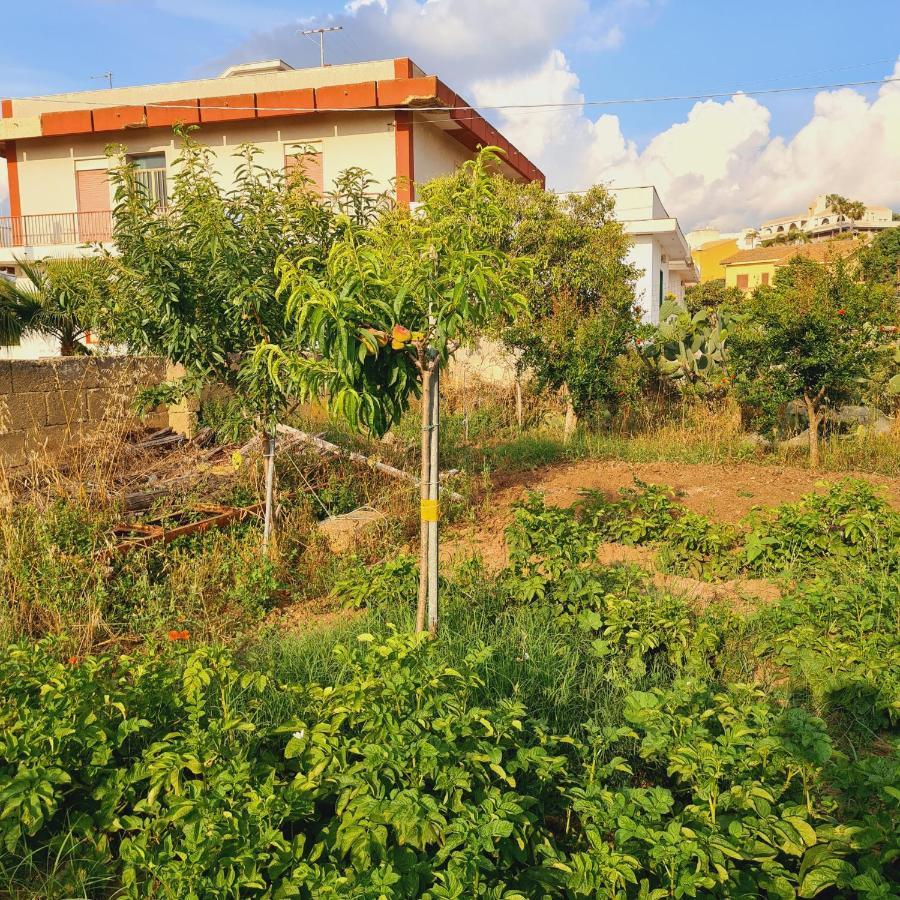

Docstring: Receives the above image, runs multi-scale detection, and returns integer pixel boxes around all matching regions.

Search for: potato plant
[2,480,898,898]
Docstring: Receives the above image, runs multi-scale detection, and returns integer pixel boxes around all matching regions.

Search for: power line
[6,75,898,116]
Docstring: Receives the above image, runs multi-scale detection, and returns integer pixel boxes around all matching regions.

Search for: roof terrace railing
[0,210,113,248]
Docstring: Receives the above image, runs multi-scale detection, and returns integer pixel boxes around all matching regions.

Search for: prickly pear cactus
[641,299,735,391]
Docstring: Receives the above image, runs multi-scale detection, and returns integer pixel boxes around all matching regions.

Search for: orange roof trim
[32,68,544,186]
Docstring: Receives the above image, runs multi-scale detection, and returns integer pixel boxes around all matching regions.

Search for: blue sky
[2,1,899,228]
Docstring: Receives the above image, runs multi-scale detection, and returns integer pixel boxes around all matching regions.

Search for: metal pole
[262,429,276,553]
[319,33,325,68]
[415,368,432,633]
[427,361,440,633]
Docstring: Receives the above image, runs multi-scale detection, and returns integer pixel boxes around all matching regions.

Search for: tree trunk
[563,388,577,443]
[427,363,440,635]
[415,369,432,634]
[515,377,523,430]
[262,428,277,553]
[803,393,820,469]
[59,334,76,356]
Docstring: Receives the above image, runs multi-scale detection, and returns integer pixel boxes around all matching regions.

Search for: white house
[609,186,699,324]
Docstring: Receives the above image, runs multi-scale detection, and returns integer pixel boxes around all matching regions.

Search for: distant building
[686,227,757,282]
[720,240,861,292]
[758,195,895,243]
[609,186,699,323]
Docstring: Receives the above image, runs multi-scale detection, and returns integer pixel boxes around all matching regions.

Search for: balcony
[0,210,113,249]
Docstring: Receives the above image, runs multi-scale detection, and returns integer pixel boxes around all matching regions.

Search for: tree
[683,278,744,313]
[260,148,527,632]
[761,228,811,247]
[825,194,866,237]
[729,257,887,467]
[485,181,639,438]
[107,129,374,549]
[858,227,900,289]
[0,257,109,355]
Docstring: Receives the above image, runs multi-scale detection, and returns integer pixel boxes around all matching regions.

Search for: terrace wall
[0,356,168,468]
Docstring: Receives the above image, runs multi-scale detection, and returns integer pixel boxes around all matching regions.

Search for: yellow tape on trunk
[420,499,440,522]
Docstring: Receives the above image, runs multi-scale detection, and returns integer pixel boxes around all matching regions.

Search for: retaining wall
[0,356,168,468]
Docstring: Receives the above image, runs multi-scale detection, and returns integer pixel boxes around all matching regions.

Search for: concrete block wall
[0,356,168,468]
[445,338,521,390]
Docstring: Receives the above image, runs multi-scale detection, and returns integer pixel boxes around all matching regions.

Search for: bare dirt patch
[266,595,360,635]
[445,459,898,598]
[595,542,781,611]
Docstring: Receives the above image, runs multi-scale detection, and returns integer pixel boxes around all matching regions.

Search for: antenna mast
[90,72,114,89]
[298,25,343,67]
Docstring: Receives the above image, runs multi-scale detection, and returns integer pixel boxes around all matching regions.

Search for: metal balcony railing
[0,210,113,248]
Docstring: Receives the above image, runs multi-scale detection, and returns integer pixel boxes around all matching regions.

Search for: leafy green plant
[331,554,418,610]
[0,256,111,355]
[728,256,892,466]
[639,300,737,396]
[264,147,529,631]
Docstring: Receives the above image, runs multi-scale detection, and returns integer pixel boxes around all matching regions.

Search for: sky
[2,0,899,230]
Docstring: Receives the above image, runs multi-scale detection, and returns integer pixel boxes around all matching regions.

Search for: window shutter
[736,273,749,290]
[76,169,111,242]
[285,150,324,195]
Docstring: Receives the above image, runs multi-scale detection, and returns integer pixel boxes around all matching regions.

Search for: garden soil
[444,459,899,608]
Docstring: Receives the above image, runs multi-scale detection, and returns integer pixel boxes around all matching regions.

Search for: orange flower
[837,309,846,316]
[167,630,190,642]
[67,655,78,665]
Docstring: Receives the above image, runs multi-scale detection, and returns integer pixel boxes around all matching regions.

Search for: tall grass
[291,390,899,479]
[249,560,676,739]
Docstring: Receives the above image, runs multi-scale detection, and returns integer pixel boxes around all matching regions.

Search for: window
[761,272,769,286]
[736,273,749,290]
[127,152,168,209]
[75,167,112,241]
[285,145,324,196]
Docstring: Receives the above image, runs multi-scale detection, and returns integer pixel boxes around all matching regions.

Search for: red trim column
[394,110,414,207]
[1,100,23,239]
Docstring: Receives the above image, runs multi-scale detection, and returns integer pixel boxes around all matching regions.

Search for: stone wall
[0,356,168,468]
[445,338,521,390]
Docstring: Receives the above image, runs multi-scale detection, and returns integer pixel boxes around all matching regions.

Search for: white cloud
[217,0,589,84]
[482,53,900,229]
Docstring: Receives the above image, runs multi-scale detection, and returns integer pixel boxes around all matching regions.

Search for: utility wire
[5,75,898,115]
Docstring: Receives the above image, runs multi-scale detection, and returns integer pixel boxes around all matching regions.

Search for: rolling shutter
[76,169,111,241]
[285,150,324,195]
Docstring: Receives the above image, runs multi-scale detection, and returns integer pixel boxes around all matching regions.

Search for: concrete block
[55,357,100,390]
[86,388,134,422]
[0,431,26,468]
[200,94,255,123]
[25,423,73,457]
[6,392,48,430]
[9,360,59,394]
[319,508,386,554]
[41,109,93,136]
[0,360,12,396]
[144,410,170,430]
[46,389,89,426]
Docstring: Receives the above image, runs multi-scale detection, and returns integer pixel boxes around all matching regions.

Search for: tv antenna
[90,72,114,89]
[298,25,343,67]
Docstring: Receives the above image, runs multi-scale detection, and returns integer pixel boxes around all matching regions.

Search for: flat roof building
[0,57,543,357]
[609,186,699,323]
